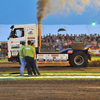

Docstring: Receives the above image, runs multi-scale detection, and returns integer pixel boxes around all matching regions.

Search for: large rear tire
[69,51,88,67]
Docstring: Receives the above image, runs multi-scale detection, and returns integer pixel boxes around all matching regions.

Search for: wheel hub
[74,55,84,65]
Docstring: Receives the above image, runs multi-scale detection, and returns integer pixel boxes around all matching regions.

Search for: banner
[89,48,100,55]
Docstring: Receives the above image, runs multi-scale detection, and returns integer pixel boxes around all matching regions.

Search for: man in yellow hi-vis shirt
[23,40,36,77]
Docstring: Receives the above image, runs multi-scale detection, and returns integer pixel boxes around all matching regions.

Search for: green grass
[0,75,100,77]
[0,71,100,75]
[91,56,100,61]
[0,58,8,62]
[0,71,100,74]
[40,71,100,73]
[0,71,100,77]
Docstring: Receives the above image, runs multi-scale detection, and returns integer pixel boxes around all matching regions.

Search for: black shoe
[38,73,41,75]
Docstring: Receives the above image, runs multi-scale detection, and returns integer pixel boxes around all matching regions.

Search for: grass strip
[39,71,100,73]
[0,73,100,77]
[0,71,100,74]
[91,56,100,61]
[0,75,100,77]
[0,58,8,62]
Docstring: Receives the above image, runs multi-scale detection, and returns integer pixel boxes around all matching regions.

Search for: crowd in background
[41,33,100,51]
[0,42,8,57]
[0,33,100,57]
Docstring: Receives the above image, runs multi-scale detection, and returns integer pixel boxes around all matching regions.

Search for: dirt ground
[0,62,100,72]
[0,62,100,100]
[0,80,100,100]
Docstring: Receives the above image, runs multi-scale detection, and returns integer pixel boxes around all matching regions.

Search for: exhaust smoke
[37,0,100,21]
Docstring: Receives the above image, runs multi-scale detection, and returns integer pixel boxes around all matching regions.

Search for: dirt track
[0,80,100,100]
[0,62,100,100]
[0,62,100,72]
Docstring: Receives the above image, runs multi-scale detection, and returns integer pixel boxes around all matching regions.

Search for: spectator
[81,37,84,42]
[23,40,36,77]
[19,41,25,76]
[58,44,62,51]
[3,43,8,57]
[70,34,73,40]
[41,40,46,48]
[52,37,56,44]
[94,33,97,40]
[65,40,69,48]
[87,41,91,45]
[69,40,72,48]
[49,33,52,38]
[56,37,59,43]
[1,43,4,57]
[93,39,97,45]
[97,43,100,48]
[55,44,58,51]
[31,42,40,75]
[97,38,100,43]
[84,40,87,46]
[62,41,66,49]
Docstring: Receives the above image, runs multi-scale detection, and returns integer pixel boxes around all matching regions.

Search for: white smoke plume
[37,0,100,22]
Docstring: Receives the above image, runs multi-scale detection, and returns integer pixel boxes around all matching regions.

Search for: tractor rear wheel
[69,51,88,67]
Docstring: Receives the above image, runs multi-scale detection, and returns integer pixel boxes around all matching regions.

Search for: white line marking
[0,76,100,79]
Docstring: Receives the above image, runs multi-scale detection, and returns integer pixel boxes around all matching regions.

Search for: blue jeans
[20,58,26,75]
[34,59,40,75]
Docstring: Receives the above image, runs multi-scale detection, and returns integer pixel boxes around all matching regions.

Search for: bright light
[8,56,11,58]
[37,61,39,63]
[92,21,95,26]
[59,61,62,63]
[52,61,54,63]
[92,23,95,26]
[45,61,47,63]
